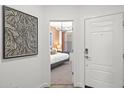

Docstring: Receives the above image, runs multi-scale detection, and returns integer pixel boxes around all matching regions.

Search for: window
[49,32,53,49]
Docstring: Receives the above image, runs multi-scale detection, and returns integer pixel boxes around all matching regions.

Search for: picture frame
[3,6,38,59]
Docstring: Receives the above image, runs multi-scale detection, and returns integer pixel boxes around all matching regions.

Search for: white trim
[73,82,84,88]
[39,83,50,88]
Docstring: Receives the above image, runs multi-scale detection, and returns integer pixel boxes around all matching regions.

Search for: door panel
[85,13,123,88]
[92,32,112,66]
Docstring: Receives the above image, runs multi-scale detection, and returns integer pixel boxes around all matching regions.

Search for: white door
[85,13,123,88]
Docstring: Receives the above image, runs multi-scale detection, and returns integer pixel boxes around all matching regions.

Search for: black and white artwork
[3,6,38,59]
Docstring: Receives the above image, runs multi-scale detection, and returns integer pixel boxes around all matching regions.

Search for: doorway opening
[49,21,73,88]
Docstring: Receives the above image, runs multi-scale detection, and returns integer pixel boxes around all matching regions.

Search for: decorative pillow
[51,48,57,55]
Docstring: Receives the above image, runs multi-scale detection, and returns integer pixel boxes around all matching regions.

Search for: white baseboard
[39,83,50,88]
[73,82,84,88]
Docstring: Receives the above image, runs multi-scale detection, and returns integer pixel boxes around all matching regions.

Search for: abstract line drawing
[3,6,38,59]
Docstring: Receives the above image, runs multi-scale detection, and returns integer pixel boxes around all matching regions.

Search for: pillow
[51,48,57,55]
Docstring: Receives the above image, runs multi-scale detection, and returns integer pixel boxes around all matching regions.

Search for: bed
[50,52,69,69]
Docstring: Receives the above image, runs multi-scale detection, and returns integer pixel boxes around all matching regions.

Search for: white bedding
[50,52,69,64]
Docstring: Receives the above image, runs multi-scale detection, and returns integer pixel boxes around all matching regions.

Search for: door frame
[84,13,124,88]
[49,20,74,86]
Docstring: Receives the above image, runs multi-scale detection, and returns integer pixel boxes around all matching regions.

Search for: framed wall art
[3,6,38,59]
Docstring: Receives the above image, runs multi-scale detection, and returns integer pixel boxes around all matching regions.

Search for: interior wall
[0,5,50,88]
[45,5,124,88]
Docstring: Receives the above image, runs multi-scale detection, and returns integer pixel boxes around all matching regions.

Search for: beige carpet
[51,61,72,85]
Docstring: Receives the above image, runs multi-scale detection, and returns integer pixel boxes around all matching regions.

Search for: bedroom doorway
[49,21,73,88]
